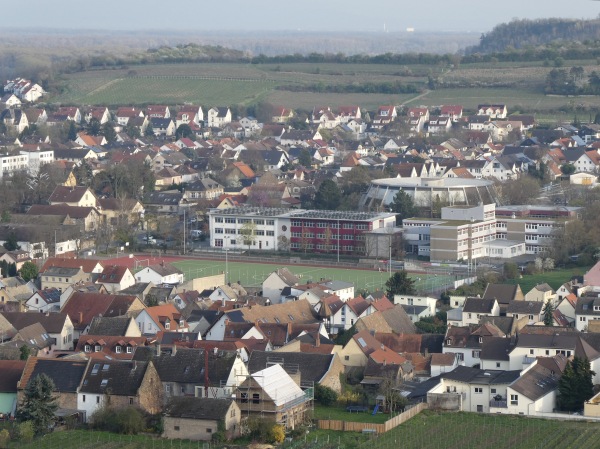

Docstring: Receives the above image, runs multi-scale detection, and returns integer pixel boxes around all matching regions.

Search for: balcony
[490,398,507,408]
[523,356,536,365]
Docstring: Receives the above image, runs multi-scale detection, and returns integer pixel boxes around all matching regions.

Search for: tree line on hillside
[545,66,600,95]
[467,18,600,55]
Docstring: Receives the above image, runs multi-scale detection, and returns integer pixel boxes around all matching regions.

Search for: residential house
[248,350,344,393]
[482,284,524,316]
[478,104,507,119]
[524,284,556,305]
[88,316,141,337]
[505,301,543,324]
[430,353,459,377]
[77,359,162,421]
[353,305,416,335]
[235,363,311,429]
[207,107,232,128]
[393,294,437,318]
[146,105,171,119]
[138,346,248,400]
[1,311,74,350]
[96,265,136,293]
[76,335,148,360]
[338,329,394,368]
[499,356,567,416]
[136,304,188,336]
[271,107,294,124]
[135,263,185,286]
[575,296,600,331]
[48,186,98,208]
[142,191,187,214]
[440,105,463,122]
[163,397,241,441]
[150,117,176,137]
[0,360,25,417]
[40,266,89,292]
[17,357,88,410]
[262,268,300,303]
[84,106,110,124]
[24,288,61,313]
[116,107,144,126]
[0,251,31,271]
[61,293,145,338]
[427,365,520,413]
[26,204,101,231]
[185,178,224,201]
[462,298,500,326]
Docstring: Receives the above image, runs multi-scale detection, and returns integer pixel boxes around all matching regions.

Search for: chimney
[315,333,320,348]
[78,312,83,324]
[155,342,161,357]
[171,344,177,356]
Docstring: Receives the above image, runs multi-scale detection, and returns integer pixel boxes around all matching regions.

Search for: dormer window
[84,345,91,353]
[446,339,451,345]
[594,306,600,312]
[115,346,122,354]
[126,347,133,354]
[165,322,170,330]
[478,337,483,343]
[95,345,101,352]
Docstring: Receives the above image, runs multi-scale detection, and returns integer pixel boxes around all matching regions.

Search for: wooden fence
[317,402,428,434]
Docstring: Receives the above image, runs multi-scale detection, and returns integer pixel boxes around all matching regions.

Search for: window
[95,345,101,352]
[206,428,212,434]
[491,389,496,394]
[96,396,101,404]
[84,345,91,353]
[474,388,483,394]
[241,393,248,403]
[231,408,236,417]
[529,349,534,355]
[174,426,180,431]
[472,351,480,358]
[344,355,349,361]
[115,346,122,354]
[165,384,171,393]
[496,362,501,368]
[252,394,260,404]
[456,353,464,361]
[129,398,134,405]
[127,347,133,354]
[82,395,86,403]
[510,394,518,405]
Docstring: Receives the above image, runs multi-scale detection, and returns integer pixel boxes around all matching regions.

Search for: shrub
[0,429,10,449]
[91,406,145,435]
[17,422,34,443]
[267,424,285,444]
[315,384,338,406]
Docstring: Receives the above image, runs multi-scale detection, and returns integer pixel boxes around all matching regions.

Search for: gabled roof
[506,300,543,315]
[97,265,131,284]
[62,293,140,329]
[463,297,497,314]
[48,186,94,204]
[79,360,150,396]
[224,299,317,325]
[19,357,88,393]
[40,257,102,274]
[164,397,235,420]
[1,311,69,334]
[480,337,512,361]
[248,350,335,384]
[88,316,136,336]
[482,283,522,305]
[355,305,416,335]
[245,363,304,406]
[0,360,26,393]
[510,355,566,400]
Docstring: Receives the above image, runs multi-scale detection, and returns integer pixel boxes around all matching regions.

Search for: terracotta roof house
[96,265,136,293]
[61,293,145,338]
[354,305,416,335]
[135,304,188,335]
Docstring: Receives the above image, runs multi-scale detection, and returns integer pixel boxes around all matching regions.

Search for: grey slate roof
[247,350,334,384]
[441,366,520,385]
[1,312,68,334]
[80,360,149,396]
[164,397,234,420]
[463,297,496,314]
[506,300,543,315]
[24,358,88,393]
[88,316,134,336]
[480,337,513,361]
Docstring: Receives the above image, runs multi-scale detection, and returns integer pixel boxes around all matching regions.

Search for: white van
[190,230,203,239]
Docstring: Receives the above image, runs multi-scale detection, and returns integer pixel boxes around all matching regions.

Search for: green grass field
[170,258,454,295]
[53,60,600,113]
[313,405,389,424]
[8,411,600,449]
[506,266,590,294]
[358,410,600,449]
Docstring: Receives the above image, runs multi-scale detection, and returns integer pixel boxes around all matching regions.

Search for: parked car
[143,235,157,244]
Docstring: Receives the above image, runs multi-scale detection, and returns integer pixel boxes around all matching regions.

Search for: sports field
[168,257,454,295]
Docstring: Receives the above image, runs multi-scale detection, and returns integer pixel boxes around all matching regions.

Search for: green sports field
[171,258,454,295]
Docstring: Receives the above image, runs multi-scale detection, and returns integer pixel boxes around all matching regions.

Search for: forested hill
[467,18,600,54]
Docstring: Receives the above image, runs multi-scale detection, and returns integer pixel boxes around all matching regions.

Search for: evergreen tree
[385,270,416,298]
[102,123,117,143]
[3,232,20,251]
[67,121,78,141]
[557,357,595,412]
[18,374,58,435]
[313,179,341,210]
[389,190,416,225]
[542,299,555,326]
